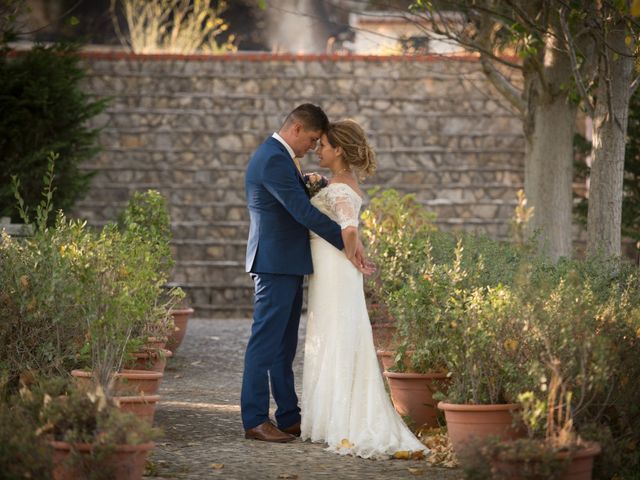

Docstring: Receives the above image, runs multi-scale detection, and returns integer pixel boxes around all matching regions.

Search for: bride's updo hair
[327,119,377,178]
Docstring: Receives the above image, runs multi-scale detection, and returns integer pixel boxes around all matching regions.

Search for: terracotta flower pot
[377,349,394,371]
[116,369,163,395]
[383,371,449,428]
[71,369,163,396]
[376,349,413,372]
[50,440,154,480]
[438,401,525,455]
[371,322,396,350]
[114,395,161,425]
[491,442,601,480]
[127,349,173,373]
[145,336,168,350]
[166,307,194,352]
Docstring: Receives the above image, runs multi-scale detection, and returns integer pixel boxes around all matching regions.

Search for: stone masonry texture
[72,53,525,318]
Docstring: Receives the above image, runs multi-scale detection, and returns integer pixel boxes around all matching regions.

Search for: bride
[301,119,428,460]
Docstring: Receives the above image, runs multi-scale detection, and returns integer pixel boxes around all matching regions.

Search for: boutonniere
[304,173,328,197]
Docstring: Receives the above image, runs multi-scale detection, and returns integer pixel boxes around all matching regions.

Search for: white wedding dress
[301,182,428,460]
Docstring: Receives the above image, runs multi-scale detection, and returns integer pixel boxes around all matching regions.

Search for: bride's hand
[352,238,376,276]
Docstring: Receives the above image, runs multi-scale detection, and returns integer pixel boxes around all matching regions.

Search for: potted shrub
[380,233,458,429]
[0,388,52,479]
[435,240,531,453]
[361,188,437,350]
[0,161,89,392]
[24,379,159,480]
[117,190,188,352]
[456,256,632,478]
[485,365,601,480]
[436,282,529,454]
[68,220,170,415]
[65,221,167,394]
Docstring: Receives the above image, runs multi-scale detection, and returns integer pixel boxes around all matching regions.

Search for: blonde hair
[326,119,376,178]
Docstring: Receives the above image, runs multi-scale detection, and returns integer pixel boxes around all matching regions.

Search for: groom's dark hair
[282,103,329,133]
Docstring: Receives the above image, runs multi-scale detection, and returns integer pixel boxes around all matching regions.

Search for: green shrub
[0,398,52,479]
[16,377,160,480]
[457,256,640,478]
[0,161,91,390]
[1,164,179,395]
[119,189,174,280]
[361,188,439,323]
[0,43,108,221]
[118,189,184,343]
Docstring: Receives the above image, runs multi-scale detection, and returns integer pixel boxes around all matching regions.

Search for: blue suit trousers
[241,272,303,430]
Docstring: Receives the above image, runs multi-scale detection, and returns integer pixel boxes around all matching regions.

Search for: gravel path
[146,318,462,480]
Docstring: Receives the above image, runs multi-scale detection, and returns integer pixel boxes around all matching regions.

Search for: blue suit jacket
[245,137,345,275]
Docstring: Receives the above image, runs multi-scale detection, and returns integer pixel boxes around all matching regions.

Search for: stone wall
[73,52,525,318]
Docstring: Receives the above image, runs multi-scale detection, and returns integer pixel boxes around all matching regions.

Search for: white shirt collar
[271,132,295,159]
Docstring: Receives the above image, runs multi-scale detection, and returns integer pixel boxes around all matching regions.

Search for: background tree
[0,43,108,222]
[409,0,579,260]
[560,2,639,256]
[576,75,640,251]
[410,0,639,258]
[0,1,108,222]
[622,85,640,246]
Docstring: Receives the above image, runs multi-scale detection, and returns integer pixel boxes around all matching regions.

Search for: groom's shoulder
[257,136,284,154]
[253,138,289,162]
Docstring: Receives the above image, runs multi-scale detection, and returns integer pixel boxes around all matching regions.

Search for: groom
[242,104,366,442]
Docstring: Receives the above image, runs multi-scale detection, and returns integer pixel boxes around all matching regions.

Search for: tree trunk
[524,97,576,260]
[587,23,634,257]
[522,25,576,261]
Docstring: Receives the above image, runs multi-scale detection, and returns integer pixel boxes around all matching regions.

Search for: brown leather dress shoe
[245,421,295,443]
[280,421,301,437]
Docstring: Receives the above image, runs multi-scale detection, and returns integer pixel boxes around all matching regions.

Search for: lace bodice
[310,183,362,229]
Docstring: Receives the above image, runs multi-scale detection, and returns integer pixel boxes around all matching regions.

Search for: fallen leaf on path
[411,450,426,460]
[211,463,224,469]
[277,474,298,479]
[416,426,457,468]
[190,360,202,366]
[408,467,424,475]
[393,450,411,459]
[340,438,354,449]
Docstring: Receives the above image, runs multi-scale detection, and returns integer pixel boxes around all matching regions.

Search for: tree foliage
[0,43,108,221]
[409,0,640,258]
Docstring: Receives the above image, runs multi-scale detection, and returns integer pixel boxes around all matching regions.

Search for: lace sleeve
[329,189,360,230]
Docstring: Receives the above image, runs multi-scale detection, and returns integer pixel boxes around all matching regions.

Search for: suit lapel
[267,137,306,182]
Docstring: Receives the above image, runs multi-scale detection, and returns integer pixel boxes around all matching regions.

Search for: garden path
[147,318,461,480]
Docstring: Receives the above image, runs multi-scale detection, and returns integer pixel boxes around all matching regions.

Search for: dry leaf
[340,438,354,449]
[277,475,298,479]
[417,426,457,469]
[411,450,426,460]
[211,463,224,469]
[408,467,424,475]
[393,450,411,459]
